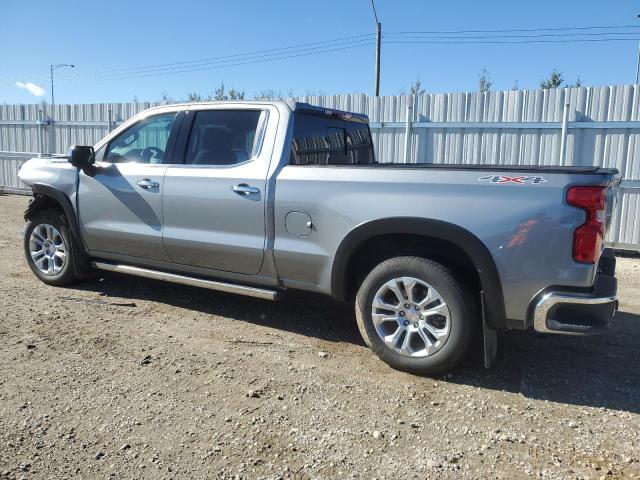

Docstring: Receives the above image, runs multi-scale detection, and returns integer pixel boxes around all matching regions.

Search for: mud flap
[71,236,95,279]
[481,290,498,368]
[56,211,94,280]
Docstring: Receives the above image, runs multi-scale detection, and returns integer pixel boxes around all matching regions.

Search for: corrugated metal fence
[1,85,639,250]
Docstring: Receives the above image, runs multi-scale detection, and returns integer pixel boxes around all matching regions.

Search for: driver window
[106,112,176,164]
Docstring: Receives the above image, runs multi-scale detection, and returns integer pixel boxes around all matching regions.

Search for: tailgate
[604,174,622,232]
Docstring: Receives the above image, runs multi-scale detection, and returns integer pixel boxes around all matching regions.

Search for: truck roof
[139,100,369,124]
[291,102,369,123]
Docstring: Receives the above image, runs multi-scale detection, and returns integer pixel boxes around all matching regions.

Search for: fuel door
[285,211,312,236]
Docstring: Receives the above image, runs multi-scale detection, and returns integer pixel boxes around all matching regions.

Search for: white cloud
[15,81,46,97]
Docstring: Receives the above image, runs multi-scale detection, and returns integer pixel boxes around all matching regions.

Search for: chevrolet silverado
[18,100,620,374]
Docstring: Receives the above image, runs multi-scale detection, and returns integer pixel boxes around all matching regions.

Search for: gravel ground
[0,193,639,480]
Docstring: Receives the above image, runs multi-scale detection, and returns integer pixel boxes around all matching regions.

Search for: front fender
[26,183,86,253]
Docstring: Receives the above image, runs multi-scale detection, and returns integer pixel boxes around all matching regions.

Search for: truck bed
[335,163,620,175]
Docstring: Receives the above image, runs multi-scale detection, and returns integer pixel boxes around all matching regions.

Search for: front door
[162,106,275,275]
[78,111,180,261]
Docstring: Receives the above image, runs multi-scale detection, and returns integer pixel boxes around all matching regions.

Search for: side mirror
[68,145,96,176]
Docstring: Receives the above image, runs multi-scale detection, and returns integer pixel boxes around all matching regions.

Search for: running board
[91,262,279,301]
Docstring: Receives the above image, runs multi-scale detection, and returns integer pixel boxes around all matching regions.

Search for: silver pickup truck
[18,100,620,375]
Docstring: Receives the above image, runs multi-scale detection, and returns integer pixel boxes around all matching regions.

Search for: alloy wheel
[371,276,451,357]
[29,223,67,276]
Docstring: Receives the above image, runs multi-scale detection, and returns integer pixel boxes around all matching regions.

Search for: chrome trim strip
[92,262,279,301]
[533,291,616,334]
[163,158,256,169]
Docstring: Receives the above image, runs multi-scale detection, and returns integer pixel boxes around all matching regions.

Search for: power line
[59,27,640,84]
[56,38,376,83]
[39,41,376,85]
[3,24,638,88]
[385,37,640,45]
[385,24,640,35]
[15,24,638,85]
[384,31,640,40]
[7,34,633,86]
[11,33,376,85]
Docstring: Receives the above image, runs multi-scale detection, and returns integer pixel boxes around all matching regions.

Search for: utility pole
[636,15,640,84]
[370,0,381,96]
[636,43,640,84]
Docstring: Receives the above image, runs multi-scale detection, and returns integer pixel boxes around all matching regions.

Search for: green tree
[227,87,245,100]
[303,89,327,96]
[160,91,175,103]
[567,77,583,88]
[213,82,226,100]
[254,88,283,100]
[409,78,425,95]
[398,78,425,96]
[213,82,245,100]
[186,92,203,102]
[540,69,564,89]
[479,68,492,92]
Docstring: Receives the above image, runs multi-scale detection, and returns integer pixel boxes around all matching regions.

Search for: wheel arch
[330,217,507,329]
[26,183,85,252]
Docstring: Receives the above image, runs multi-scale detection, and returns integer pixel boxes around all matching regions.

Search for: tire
[355,256,476,375]
[24,208,77,286]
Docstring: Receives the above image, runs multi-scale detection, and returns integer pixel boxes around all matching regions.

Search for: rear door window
[184,110,264,166]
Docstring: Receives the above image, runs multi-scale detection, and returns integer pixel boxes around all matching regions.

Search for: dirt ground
[0,193,638,480]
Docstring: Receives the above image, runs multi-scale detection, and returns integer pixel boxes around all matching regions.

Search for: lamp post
[50,63,74,110]
[49,64,74,153]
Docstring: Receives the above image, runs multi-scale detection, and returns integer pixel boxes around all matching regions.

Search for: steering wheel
[140,146,164,162]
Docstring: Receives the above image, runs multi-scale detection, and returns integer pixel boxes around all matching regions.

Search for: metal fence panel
[1,86,639,249]
[0,152,33,193]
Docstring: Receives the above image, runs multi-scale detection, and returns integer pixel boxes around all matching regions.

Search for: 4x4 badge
[478,175,547,184]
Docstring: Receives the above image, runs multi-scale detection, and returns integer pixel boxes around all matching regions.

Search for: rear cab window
[289,110,375,165]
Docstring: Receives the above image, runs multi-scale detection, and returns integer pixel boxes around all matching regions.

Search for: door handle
[137,178,159,189]
[232,184,260,195]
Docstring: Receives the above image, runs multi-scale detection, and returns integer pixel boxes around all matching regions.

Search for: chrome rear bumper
[532,249,618,335]
[534,291,617,334]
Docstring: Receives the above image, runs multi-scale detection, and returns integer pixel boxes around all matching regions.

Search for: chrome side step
[91,262,279,301]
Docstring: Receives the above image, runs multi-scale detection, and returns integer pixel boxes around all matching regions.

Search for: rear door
[78,110,182,261]
[162,104,276,274]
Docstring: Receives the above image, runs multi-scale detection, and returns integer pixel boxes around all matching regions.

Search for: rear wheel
[24,209,76,286]
[355,256,476,375]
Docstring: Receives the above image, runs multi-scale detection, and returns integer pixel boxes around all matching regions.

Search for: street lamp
[50,63,75,108]
[49,63,74,153]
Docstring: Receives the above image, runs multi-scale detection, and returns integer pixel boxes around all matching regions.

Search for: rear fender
[331,217,507,330]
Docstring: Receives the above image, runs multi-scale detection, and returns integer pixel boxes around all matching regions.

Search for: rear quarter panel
[273,166,612,321]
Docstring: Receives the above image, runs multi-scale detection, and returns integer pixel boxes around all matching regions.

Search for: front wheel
[355,256,476,375]
[24,209,77,286]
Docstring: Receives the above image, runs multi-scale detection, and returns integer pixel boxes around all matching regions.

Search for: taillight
[567,186,606,264]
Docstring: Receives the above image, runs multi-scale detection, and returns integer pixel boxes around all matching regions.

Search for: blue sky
[1,0,638,104]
